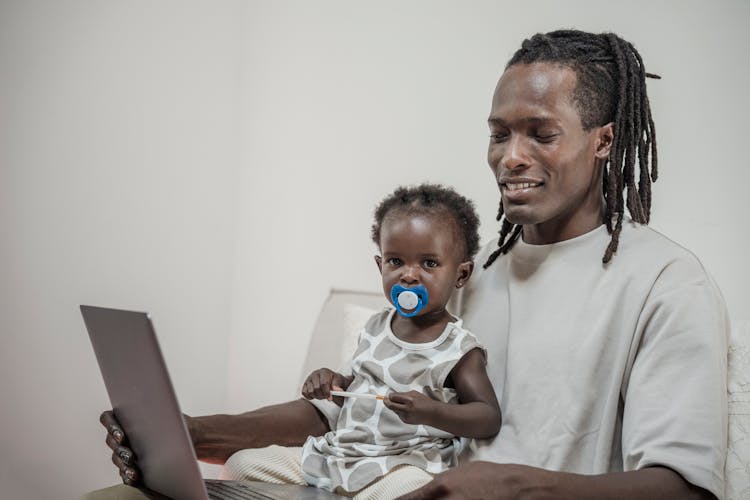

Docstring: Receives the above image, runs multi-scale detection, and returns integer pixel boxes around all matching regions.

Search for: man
[96,30,728,499]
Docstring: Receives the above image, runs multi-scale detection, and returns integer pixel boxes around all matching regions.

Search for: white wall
[1,1,748,498]
[0,1,242,497]
[228,0,750,408]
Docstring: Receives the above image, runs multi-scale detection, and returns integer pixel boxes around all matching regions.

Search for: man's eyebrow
[487,116,558,126]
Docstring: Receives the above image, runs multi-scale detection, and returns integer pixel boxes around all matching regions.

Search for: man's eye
[490,133,508,143]
[424,260,438,268]
[535,132,558,143]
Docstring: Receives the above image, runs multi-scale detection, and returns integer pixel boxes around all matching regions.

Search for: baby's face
[376,212,470,317]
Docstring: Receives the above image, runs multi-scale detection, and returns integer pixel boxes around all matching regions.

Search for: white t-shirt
[310,221,728,498]
[455,221,728,498]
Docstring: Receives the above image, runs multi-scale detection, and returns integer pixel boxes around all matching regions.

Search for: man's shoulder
[472,222,711,285]
[617,221,708,273]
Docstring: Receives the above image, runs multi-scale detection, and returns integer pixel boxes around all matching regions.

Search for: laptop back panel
[81,305,209,500]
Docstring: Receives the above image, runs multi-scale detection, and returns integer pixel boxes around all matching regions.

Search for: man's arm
[101,398,330,484]
[186,398,331,464]
[398,462,716,500]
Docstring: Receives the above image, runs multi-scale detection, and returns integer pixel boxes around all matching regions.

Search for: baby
[223,184,500,499]
[300,183,500,497]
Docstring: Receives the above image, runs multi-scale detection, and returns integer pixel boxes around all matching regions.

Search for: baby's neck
[390,309,453,343]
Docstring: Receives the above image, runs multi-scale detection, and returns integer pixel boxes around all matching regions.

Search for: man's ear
[374,255,383,274]
[595,122,614,160]
[455,260,474,288]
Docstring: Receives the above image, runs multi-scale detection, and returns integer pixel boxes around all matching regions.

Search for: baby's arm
[384,348,501,438]
[301,367,354,402]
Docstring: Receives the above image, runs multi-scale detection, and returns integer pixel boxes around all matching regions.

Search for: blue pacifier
[390,284,429,317]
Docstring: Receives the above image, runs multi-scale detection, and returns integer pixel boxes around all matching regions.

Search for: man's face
[375,212,472,318]
[487,62,612,244]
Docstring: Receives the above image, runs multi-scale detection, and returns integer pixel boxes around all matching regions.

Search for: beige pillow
[338,303,380,372]
[726,319,750,500]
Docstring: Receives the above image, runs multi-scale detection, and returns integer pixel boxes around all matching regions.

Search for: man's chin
[502,206,538,226]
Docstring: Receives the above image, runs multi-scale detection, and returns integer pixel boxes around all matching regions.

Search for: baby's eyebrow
[420,254,440,258]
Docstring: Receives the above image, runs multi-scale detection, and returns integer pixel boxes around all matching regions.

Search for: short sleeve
[622,257,729,498]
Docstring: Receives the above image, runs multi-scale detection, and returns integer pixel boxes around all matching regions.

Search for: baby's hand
[301,368,351,405]
[384,390,437,426]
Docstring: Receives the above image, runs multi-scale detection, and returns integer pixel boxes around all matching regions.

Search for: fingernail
[113,430,123,441]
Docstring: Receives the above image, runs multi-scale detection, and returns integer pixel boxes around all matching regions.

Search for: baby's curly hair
[371,183,480,261]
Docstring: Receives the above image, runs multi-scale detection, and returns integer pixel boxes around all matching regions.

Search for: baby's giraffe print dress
[300,308,485,494]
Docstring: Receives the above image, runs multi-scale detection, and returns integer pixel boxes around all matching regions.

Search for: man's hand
[301,368,352,405]
[397,462,554,500]
[100,410,142,487]
[396,462,716,500]
[384,390,438,426]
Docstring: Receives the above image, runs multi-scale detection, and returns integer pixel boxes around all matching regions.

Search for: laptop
[81,305,344,500]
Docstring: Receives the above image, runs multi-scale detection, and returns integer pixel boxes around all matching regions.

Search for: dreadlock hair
[371,183,480,262]
[484,29,659,268]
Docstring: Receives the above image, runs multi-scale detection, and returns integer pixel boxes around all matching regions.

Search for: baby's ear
[374,255,383,274]
[455,260,474,288]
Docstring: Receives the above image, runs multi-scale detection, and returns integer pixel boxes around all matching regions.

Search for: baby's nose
[400,266,419,284]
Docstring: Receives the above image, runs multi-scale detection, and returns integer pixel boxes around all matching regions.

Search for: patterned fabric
[223,445,308,485]
[726,320,750,500]
[222,445,433,500]
[301,308,483,494]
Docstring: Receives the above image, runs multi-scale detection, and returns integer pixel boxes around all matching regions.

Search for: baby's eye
[387,257,402,266]
[423,259,438,268]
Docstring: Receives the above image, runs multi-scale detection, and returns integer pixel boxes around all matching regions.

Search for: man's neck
[522,204,605,245]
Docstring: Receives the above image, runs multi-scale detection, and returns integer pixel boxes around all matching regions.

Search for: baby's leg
[221,445,306,485]
[351,465,432,500]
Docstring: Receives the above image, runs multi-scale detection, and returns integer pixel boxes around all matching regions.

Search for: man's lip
[498,177,544,192]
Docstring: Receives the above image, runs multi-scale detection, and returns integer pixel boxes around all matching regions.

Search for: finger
[119,466,140,486]
[387,393,411,404]
[114,445,136,466]
[112,449,141,485]
[332,372,348,388]
[106,432,126,452]
[100,411,124,443]
[311,372,325,399]
[112,452,131,475]
[327,385,342,401]
[384,398,408,411]
[318,372,335,400]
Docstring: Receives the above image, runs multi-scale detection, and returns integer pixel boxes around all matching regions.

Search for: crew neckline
[385,309,463,350]
[518,223,608,249]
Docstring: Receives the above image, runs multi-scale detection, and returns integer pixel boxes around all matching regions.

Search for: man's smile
[499,177,544,199]
[503,181,542,191]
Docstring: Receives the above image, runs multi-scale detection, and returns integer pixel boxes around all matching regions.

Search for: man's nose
[502,135,530,171]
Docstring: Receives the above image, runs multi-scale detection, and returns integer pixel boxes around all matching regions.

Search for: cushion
[337,303,380,373]
[298,289,386,388]
[726,319,750,500]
